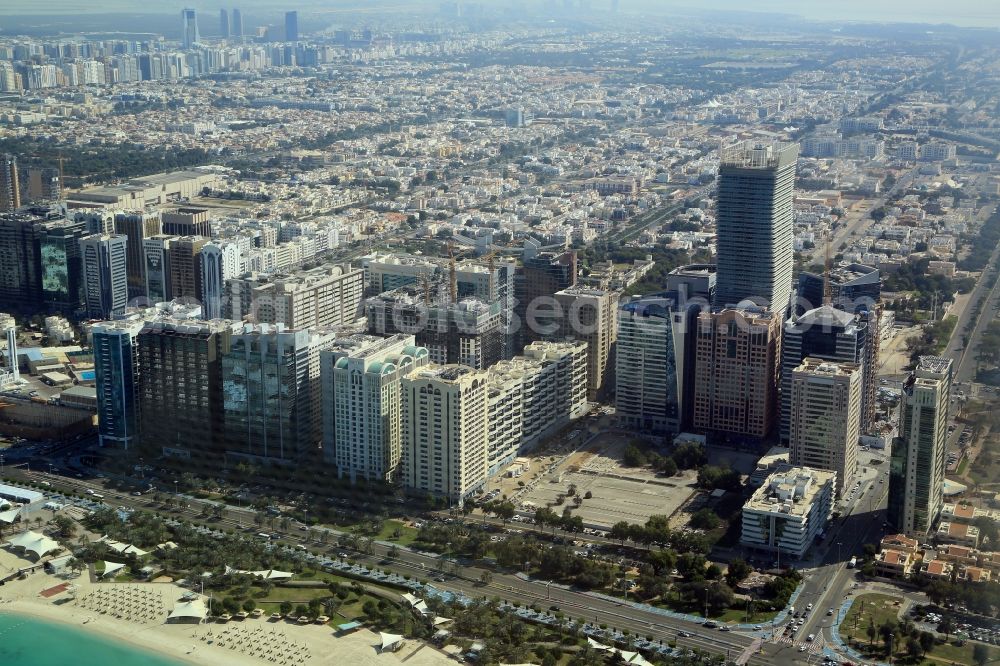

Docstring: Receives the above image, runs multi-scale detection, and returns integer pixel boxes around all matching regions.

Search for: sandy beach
[0,549,453,666]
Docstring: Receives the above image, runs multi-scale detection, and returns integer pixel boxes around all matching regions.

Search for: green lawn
[927,639,999,665]
[716,607,779,624]
[374,520,419,546]
[838,593,903,646]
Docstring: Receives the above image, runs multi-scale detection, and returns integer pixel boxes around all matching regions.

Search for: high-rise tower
[219,8,230,38]
[284,11,299,41]
[888,357,952,536]
[181,8,200,48]
[81,234,129,320]
[713,141,798,313]
[0,154,20,212]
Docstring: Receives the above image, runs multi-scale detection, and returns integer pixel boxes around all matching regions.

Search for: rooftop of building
[325,333,421,359]
[788,305,858,330]
[409,363,483,383]
[719,140,799,169]
[917,356,953,376]
[669,263,716,276]
[620,294,678,318]
[793,357,861,377]
[744,465,835,517]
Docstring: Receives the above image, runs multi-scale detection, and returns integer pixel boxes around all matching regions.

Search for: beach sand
[0,549,452,666]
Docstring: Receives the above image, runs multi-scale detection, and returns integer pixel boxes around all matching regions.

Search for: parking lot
[501,431,701,529]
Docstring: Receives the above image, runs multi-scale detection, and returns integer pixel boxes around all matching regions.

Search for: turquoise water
[0,611,186,666]
[79,370,96,381]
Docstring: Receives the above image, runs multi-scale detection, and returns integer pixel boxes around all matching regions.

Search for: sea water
[0,611,186,666]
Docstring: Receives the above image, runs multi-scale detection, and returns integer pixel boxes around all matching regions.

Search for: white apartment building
[741,466,836,559]
[486,340,587,473]
[789,358,862,499]
[320,334,429,483]
[226,264,364,330]
[401,364,489,506]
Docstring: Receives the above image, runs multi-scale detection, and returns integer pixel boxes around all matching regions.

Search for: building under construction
[364,284,506,371]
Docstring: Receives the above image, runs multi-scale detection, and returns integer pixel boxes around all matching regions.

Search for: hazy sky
[0,0,997,29]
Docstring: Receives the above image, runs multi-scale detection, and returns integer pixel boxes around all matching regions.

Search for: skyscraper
[0,154,20,212]
[548,286,619,401]
[516,249,577,347]
[692,307,781,443]
[796,263,880,315]
[4,325,19,383]
[138,318,239,463]
[81,234,129,320]
[284,11,299,41]
[198,241,241,319]
[219,8,230,38]
[231,8,244,38]
[713,141,798,313]
[788,358,862,499]
[114,211,162,300]
[321,334,429,483]
[0,212,42,311]
[780,306,869,443]
[889,357,952,536]
[93,319,144,449]
[143,234,177,304]
[222,325,334,464]
[36,217,86,314]
[167,235,207,301]
[181,8,200,49]
[615,294,699,435]
[401,364,489,506]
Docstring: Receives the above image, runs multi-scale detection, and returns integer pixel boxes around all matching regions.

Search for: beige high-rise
[789,358,862,499]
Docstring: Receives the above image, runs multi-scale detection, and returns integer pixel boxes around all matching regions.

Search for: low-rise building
[740,465,835,560]
[936,521,980,548]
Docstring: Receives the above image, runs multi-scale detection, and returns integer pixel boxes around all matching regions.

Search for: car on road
[799,645,807,652]
[434,576,446,582]
[807,634,815,642]
[718,626,731,632]
[678,631,693,638]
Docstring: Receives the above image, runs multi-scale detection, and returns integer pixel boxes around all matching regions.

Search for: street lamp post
[704,587,709,622]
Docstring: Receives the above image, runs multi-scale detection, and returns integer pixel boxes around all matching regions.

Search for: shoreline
[1,599,204,666]
[0,553,454,666]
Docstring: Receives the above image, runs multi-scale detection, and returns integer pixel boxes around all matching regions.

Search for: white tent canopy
[101,561,126,578]
[379,632,405,652]
[6,530,60,559]
[168,599,208,622]
[432,616,453,626]
[224,565,292,580]
[0,507,21,524]
[400,593,420,607]
[98,536,149,557]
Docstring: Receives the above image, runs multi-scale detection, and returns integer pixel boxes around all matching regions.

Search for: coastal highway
[8,468,757,660]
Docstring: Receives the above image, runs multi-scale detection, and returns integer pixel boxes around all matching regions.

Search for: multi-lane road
[7,466,759,660]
